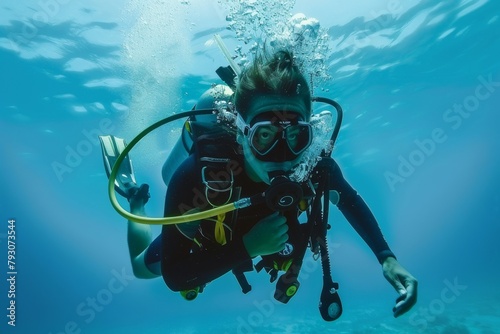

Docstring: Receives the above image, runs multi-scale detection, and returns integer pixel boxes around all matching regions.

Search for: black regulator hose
[318,167,343,321]
[310,96,345,321]
[312,96,343,157]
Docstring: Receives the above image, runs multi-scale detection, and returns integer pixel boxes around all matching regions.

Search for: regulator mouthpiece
[265,172,303,211]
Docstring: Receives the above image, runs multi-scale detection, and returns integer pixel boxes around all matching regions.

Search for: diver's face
[238,110,310,184]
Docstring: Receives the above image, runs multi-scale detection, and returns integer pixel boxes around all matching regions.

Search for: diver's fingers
[393,278,418,317]
[392,279,406,293]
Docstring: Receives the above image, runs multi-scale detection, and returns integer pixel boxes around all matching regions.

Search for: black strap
[232,260,253,294]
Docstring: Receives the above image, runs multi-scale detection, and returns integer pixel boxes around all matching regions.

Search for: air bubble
[219,1,332,84]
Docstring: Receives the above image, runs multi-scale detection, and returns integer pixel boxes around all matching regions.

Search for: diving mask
[236,114,312,162]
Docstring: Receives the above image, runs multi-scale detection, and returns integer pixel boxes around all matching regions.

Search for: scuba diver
[99,48,417,320]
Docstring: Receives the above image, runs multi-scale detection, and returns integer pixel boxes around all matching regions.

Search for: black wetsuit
[145,154,395,292]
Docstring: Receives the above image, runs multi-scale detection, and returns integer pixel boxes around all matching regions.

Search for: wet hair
[234,49,311,119]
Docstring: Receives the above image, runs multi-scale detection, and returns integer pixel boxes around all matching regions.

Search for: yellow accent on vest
[299,199,308,211]
[273,259,293,272]
[273,260,279,270]
[193,238,202,248]
[185,120,192,134]
[214,213,227,245]
[282,259,293,272]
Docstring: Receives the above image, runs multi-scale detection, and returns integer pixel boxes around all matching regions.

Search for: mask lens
[286,124,312,154]
[251,124,281,155]
[249,122,312,157]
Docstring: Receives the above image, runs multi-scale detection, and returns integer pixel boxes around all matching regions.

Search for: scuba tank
[161,84,234,186]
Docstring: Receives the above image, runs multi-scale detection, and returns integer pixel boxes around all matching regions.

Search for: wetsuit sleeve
[328,160,396,264]
[160,155,251,292]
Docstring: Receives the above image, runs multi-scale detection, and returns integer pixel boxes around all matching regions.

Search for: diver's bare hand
[382,257,418,317]
[243,212,288,257]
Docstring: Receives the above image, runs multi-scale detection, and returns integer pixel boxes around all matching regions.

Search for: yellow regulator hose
[108,109,252,225]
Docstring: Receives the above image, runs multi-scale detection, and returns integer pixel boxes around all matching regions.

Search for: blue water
[1,0,500,333]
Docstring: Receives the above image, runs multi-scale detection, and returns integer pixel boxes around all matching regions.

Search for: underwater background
[1,0,499,333]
